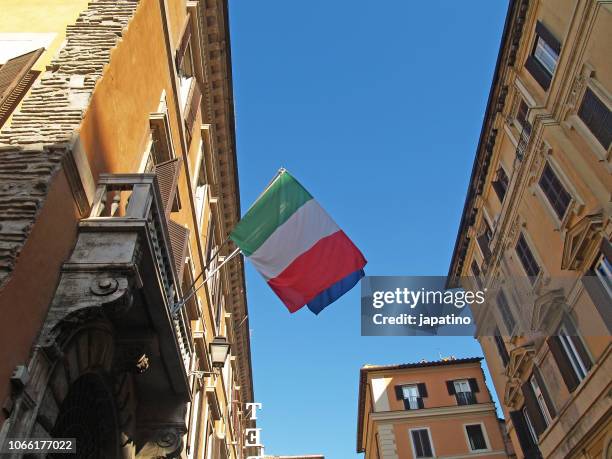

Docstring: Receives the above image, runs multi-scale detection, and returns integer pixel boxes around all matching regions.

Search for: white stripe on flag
[247,199,340,280]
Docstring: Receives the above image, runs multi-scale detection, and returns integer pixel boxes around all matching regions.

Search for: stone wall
[0,0,139,289]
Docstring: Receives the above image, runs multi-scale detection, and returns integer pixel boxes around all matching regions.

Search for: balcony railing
[84,173,192,359]
[455,391,477,406]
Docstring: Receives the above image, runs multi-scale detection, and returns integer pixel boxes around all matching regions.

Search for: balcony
[455,391,477,406]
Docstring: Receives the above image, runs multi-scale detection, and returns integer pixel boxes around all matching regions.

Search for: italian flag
[230,170,366,314]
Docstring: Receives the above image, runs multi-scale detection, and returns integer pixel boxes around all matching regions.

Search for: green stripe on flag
[230,171,312,256]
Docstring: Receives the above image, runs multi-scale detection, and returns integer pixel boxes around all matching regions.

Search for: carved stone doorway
[49,372,120,459]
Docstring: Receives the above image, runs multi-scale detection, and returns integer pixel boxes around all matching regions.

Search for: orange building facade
[0,0,255,457]
[357,357,510,459]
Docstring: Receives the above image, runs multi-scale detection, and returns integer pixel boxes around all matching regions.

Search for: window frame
[594,253,612,299]
[537,161,572,222]
[496,288,516,335]
[463,422,491,453]
[522,406,539,445]
[409,427,435,458]
[401,384,421,410]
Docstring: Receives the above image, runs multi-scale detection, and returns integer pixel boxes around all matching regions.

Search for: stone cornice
[370,402,498,423]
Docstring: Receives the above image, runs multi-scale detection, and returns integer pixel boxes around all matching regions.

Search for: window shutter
[533,367,556,418]
[417,397,424,409]
[509,411,542,459]
[582,274,612,333]
[468,378,480,393]
[446,380,455,395]
[547,336,579,393]
[167,219,190,281]
[184,81,202,139]
[155,158,182,216]
[417,382,428,398]
[0,48,44,127]
[494,332,510,366]
[394,385,403,401]
[521,380,546,436]
[175,13,192,70]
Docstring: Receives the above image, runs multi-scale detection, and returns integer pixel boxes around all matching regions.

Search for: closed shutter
[468,378,480,393]
[417,383,428,398]
[509,410,542,459]
[533,366,556,418]
[521,380,546,436]
[155,158,182,216]
[167,219,190,281]
[494,332,510,366]
[0,48,44,127]
[446,380,455,395]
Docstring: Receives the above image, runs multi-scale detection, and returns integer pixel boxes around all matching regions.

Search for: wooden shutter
[184,81,202,143]
[533,366,556,418]
[494,332,510,366]
[509,410,542,459]
[417,383,428,398]
[394,385,403,401]
[155,158,181,216]
[0,48,44,126]
[468,378,480,393]
[547,336,579,393]
[416,397,424,409]
[521,380,546,436]
[477,233,492,261]
[446,380,456,395]
[175,13,192,70]
[167,219,190,281]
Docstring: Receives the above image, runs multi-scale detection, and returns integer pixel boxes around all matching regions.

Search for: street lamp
[209,336,231,368]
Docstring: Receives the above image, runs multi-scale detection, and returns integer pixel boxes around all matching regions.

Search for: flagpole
[171,247,241,315]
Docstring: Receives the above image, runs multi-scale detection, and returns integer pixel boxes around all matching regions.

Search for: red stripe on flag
[267,230,366,312]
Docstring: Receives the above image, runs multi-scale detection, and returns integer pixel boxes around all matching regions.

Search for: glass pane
[534,37,558,75]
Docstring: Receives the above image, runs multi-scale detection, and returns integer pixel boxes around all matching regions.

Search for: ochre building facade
[357,358,510,458]
[0,0,255,457]
[448,1,611,458]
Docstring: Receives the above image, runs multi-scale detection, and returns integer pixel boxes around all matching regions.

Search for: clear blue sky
[228,1,508,457]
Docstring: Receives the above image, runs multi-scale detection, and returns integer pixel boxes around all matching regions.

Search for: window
[410,429,433,458]
[477,218,493,261]
[538,163,572,220]
[558,325,588,381]
[465,424,488,451]
[471,260,482,289]
[448,379,478,405]
[525,21,561,90]
[578,87,612,150]
[176,16,195,110]
[516,99,529,129]
[402,385,420,410]
[516,234,540,280]
[530,375,552,426]
[396,383,427,410]
[594,253,612,299]
[494,327,510,366]
[492,166,509,202]
[533,36,558,75]
[497,289,516,334]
